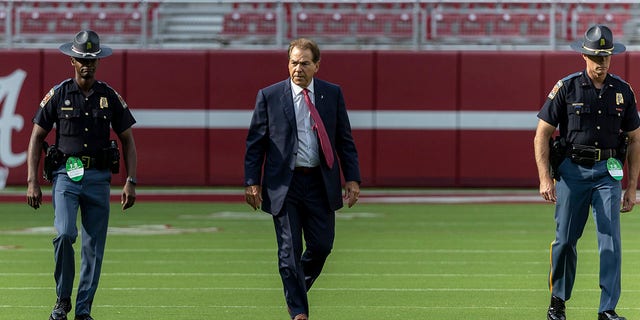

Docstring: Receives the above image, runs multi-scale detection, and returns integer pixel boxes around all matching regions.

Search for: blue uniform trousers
[51,167,111,316]
[273,169,335,318]
[550,159,622,312]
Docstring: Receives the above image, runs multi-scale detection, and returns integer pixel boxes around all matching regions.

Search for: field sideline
[2,189,640,319]
[0,187,546,204]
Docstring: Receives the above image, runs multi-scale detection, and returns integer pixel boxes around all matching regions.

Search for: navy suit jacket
[244,78,361,215]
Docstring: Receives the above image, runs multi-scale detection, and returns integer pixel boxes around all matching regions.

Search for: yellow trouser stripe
[549,240,555,292]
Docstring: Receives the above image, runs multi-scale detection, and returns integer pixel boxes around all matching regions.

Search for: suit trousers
[273,169,335,318]
[550,159,622,312]
[52,166,111,316]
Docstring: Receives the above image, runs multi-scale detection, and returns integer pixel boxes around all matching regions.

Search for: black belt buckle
[595,148,601,162]
[81,155,91,169]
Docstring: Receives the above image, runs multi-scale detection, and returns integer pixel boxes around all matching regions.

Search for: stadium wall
[1,50,637,188]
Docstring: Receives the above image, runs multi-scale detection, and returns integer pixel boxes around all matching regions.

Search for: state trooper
[534,25,640,320]
[26,30,138,320]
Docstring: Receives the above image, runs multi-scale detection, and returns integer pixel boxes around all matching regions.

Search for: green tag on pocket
[65,156,84,182]
[607,158,623,181]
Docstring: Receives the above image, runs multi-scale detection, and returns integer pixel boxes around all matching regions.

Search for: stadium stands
[1,1,640,50]
[13,1,145,45]
[151,3,229,45]
[569,6,631,40]
[0,5,6,44]
[291,9,417,44]
[429,4,569,45]
[221,10,278,43]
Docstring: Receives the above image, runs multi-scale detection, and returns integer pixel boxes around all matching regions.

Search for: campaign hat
[570,24,625,56]
[59,30,112,59]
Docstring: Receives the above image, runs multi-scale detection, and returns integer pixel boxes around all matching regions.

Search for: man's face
[583,54,611,82]
[71,57,99,79]
[288,47,319,88]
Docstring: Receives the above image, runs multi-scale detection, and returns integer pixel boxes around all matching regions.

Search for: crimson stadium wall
[3,49,639,187]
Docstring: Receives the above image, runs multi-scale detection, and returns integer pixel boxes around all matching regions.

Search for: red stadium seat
[294,11,356,37]
[325,12,359,36]
[431,8,558,43]
[295,12,331,36]
[222,12,249,34]
[0,9,6,35]
[357,12,414,38]
[571,10,630,39]
[494,12,551,38]
[256,11,277,35]
[458,13,486,38]
[90,10,143,35]
[17,10,79,35]
[15,4,143,41]
[222,11,277,36]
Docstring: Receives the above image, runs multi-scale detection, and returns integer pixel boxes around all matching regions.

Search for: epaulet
[39,78,71,108]
[561,72,582,82]
[608,73,630,86]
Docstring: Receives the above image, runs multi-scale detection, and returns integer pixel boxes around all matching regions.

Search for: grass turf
[1,200,640,319]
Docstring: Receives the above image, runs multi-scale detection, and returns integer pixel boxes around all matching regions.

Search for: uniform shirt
[291,79,320,167]
[538,71,640,149]
[33,79,136,156]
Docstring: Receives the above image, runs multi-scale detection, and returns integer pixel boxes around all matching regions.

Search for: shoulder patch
[115,91,128,109]
[39,88,55,108]
[104,82,128,109]
[547,80,563,100]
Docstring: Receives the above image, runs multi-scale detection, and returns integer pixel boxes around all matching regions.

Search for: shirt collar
[68,79,105,94]
[579,69,610,87]
[291,78,315,96]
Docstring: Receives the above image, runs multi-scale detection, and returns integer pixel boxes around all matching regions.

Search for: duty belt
[64,155,105,170]
[79,156,99,169]
[568,144,616,166]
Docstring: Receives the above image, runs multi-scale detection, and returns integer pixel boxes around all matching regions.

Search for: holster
[549,136,567,180]
[106,140,120,174]
[42,142,62,182]
[617,132,629,165]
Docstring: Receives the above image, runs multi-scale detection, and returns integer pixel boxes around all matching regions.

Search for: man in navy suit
[244,38,361,320]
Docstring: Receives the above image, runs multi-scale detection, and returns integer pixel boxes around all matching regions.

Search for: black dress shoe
[49,298,72,320]
[547,296,566,320]
[598,310,626,320]
[74,315,94,320]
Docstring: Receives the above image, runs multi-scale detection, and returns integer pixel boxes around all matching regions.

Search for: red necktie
[303,88,334,168]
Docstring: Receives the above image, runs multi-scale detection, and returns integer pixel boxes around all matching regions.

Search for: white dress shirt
[291,79,320,167]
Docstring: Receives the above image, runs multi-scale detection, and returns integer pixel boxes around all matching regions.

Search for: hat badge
[58,30,112,59]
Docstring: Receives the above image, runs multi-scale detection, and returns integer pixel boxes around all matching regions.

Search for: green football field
[2,198,640,319]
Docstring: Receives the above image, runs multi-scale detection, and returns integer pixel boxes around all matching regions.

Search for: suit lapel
[312,81,326,119]
[282,80,296,128]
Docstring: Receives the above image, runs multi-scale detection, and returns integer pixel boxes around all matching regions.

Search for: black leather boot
[547,295,566,320]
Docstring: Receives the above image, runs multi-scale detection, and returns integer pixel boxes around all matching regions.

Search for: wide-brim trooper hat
[59,30,112,59]
[570,24,626,56]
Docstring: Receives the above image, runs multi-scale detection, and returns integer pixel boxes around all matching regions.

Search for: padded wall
[3,50,636,188]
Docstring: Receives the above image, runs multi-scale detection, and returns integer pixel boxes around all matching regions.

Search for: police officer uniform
[32,30,136,320]
[537,25,640,320]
